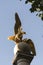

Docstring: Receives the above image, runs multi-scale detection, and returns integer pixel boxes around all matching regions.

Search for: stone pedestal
[12,41,36,65]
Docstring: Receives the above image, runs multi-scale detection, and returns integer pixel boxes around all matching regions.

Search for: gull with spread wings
[8,12,26,44]
[8,12,36,57]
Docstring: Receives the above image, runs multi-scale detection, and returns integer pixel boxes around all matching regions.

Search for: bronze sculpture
[8,12,36,65]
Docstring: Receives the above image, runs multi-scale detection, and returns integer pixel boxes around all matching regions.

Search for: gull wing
[14,12,22,34]
[26,39,36,56]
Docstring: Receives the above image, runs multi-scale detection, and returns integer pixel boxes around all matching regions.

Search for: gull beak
[22,32,26,34]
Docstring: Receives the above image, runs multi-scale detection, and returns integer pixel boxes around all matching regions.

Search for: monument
[8,12,36,65]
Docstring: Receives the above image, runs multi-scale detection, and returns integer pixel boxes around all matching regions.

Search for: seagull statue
[8,12,36,56]
[8,12,26,44]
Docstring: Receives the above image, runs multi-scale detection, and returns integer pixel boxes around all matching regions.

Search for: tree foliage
[20,0,43,20]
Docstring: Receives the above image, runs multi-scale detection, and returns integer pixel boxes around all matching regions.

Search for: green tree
[20,0,43,20]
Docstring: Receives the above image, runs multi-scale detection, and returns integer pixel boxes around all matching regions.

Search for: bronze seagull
[8,12,26,44]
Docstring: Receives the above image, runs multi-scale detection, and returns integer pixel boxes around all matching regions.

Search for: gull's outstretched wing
[14,13,22,34]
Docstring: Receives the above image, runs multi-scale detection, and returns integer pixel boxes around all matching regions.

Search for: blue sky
[0,0,43,65]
